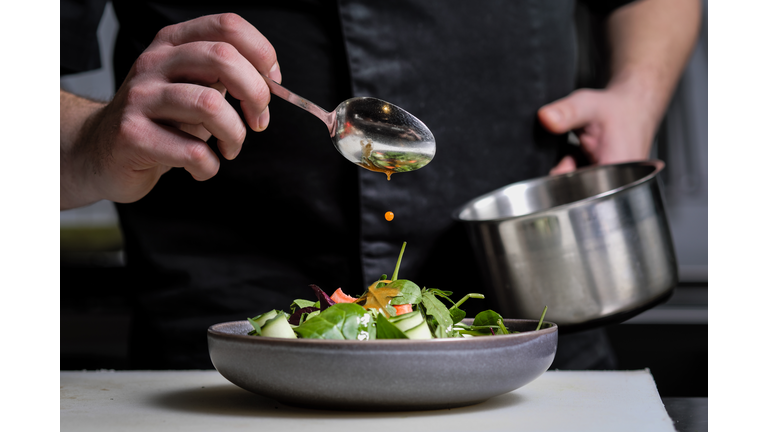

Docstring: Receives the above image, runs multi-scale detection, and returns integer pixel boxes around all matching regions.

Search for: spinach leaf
[473,310,504,327]
[388,279,422,305]
[449,308,467,324]
[375,314,409,339]
[294,303,370,340]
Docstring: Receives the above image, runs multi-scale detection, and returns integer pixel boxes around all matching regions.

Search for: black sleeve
[579,0,637,16]
[60,0,109,75]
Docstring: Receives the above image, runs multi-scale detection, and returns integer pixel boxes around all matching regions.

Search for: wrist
[60,91,108,209]
[606,66,669,133]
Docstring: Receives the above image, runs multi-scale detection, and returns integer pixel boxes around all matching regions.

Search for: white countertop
[61,369,676,432]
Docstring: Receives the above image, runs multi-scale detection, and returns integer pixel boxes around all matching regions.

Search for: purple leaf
[310,284,336,310]
[289,306,320,325]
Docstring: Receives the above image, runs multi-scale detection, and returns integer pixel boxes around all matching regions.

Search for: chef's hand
[537,85,656,175]
[537,0,700,176]
[60,13,281,210]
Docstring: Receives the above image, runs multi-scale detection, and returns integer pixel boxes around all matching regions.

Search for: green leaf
[384,304,397,316]
[301,310,321,325]
[294,303,370,340]
[449,308,466,324]
[473,310,505,327]
[290,299,318,313]
[427,288,454,301]
[374,314,409,339]
[496,318,510,335]
[420,290,453,338]
[388,279,422,305]
[247,317,262,336]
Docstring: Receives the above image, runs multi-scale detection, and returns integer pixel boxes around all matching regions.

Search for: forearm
[605,0,701,128]
[60,89,107,210]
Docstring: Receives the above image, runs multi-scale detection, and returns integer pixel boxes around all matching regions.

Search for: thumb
[550,155,577,176]
[538,90,597,134]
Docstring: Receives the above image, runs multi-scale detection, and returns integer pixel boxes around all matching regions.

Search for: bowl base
[274,396,491,412]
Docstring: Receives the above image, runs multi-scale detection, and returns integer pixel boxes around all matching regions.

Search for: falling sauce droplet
[385,211,394,222]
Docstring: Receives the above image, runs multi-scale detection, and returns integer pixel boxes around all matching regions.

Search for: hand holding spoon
[261,74,436,179]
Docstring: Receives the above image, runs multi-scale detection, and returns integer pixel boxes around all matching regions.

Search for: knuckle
[216,13,245,36]
[233,125,247,145]
[132,50,163,76]
[116,114,145,144]
[253,81,271,106]
[253,40,277,67]
[208,42,238,66]
[124,84,151,107]
[194,87,225,116]
[154,25,177,44]
[185,142,210,164]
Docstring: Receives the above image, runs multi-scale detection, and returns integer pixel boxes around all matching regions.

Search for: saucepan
[453,160,677,332]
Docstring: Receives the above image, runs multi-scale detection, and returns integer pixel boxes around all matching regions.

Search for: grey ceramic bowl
[208,319,557,411]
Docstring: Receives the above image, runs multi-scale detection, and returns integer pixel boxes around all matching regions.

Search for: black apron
[63,0,628,369]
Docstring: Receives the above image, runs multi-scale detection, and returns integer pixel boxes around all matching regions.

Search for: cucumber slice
[388,310,423,333]
[261,314,297,339]
[404,319,432,340]
[251,310,280,327]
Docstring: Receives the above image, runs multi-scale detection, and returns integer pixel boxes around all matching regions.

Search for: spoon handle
[260,74,337,135]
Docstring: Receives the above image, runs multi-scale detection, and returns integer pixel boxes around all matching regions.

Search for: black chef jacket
[62,0,633,369]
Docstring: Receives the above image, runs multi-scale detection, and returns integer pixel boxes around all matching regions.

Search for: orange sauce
[357,160,395,180]
[354,279,401,317]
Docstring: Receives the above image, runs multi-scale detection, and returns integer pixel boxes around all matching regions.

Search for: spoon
[260,74,436,180]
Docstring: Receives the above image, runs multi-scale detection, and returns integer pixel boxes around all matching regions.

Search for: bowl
[454,160,678,332]
[208,319,557,411]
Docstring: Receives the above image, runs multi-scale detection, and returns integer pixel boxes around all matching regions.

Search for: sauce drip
[357,161,394,180]
[354,279,401,317]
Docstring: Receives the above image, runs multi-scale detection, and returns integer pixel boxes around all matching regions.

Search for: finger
[538,90,600,135]
[162,41,271,131]
[153,13,281,83]
[140,121,221,181]
[176,81,227,142]
[147,83,247,160]
[549,155,577,176]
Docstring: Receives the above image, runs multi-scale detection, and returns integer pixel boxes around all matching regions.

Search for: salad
[246,242,548,340]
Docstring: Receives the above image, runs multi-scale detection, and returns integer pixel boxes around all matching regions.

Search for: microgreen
[536,306,548,331]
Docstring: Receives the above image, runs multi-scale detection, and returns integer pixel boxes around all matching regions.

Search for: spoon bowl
[262,75,436,179]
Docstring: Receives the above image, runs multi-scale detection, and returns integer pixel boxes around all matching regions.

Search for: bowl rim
[452,159,665,223]
[208,318,557,348]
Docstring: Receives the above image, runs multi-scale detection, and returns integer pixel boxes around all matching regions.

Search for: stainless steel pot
[454,160,677,332]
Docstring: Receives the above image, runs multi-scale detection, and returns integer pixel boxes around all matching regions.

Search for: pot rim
[452,159,665,223]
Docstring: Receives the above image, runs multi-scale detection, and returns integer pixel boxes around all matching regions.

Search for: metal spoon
[261,74,436,180]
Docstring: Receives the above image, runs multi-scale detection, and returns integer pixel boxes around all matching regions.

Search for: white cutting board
[61,369,675,432]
